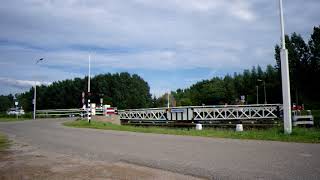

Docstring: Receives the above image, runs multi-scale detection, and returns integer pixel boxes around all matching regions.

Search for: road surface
[1,119,320,180]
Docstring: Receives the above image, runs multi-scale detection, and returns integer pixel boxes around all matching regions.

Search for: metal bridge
[36,108,104,117]
[36,104,283,126]
[118,104,282,126]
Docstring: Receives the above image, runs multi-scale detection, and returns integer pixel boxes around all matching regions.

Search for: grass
[0,117,33,122]
[64,120,320,143]
[312,110,320,127]
[0,113,33,122]
[0,133,9,151]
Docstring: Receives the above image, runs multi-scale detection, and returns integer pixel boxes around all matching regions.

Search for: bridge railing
[118,104,282,122]
[118,108,167,121]
[36,107,109,117]
[36,109,84,117]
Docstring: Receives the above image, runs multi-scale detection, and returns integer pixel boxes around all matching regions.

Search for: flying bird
[36,58,44,64]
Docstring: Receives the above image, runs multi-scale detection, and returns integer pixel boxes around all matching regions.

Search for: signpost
[15,101,18,119]
[240,95,245,104]
[100,98,103,107]
[170,108,185,113]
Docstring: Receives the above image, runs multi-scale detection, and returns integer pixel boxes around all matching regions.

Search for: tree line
[152,64,281,107]
[15,72,152,111]
[155,26,320,109]
[1,26,319,112]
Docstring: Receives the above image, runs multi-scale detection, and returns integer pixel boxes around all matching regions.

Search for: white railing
[119,108,167,121]
[118,104,282,121]
[36,109,83,117]
[193,105,280,120]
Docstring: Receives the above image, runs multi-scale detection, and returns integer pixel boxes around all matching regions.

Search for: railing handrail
[118,104,282,112]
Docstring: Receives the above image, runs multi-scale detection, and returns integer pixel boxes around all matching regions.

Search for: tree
[17,72,152,110]
[0,95,14,112]
[274,26,320,108]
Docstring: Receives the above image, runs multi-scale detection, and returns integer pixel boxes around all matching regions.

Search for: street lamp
[33,58,44,120]
[87,54,91,123]
[258,79,267,104]
[167,91,170,108]
[278,0,292,134]
[256,86,259,104]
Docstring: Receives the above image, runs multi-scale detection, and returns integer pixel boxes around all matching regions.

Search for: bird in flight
[36,58,44,64]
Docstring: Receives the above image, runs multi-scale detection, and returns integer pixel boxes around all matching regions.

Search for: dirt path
[0,138,203,180]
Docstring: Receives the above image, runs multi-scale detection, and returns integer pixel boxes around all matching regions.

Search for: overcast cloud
[0,0,319,96]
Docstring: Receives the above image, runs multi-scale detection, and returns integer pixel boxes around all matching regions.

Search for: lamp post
[256,85,259,104]
[87,54,91,123]
[167,91,170,108]
[278,0,292,134]
[258,79,267,104]
[33,58,44,120]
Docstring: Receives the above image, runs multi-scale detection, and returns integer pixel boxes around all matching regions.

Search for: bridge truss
[118,104,282,126]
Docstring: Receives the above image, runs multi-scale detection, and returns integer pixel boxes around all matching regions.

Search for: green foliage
[0,112,33,122]
[275,26,320,108]
[170,65,281,106]
[0,95,14,112]
[167,25,319,108]
[64,120,320,143]
[312,110,320,128]
[152,94,167,107]
[17,72,152,111]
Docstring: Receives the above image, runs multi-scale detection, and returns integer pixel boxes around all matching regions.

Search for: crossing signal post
[87,92,91,123]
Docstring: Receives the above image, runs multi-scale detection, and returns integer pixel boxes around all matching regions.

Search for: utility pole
[279,0,292,134]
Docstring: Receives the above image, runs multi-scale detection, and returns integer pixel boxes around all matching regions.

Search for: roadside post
[15,101,18,120]
[100,98,103,108]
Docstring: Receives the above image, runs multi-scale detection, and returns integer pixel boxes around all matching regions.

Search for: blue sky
[0,0,319,97]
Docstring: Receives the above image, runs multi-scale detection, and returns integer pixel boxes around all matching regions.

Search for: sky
[0,0,319,97]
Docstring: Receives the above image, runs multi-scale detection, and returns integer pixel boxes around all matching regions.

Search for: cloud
[0,77,51,89]
[134,0,256,21]
[229,0,255,21]
[0,0,319,96]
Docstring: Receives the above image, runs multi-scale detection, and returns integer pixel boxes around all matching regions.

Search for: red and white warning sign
[105,107,115,115]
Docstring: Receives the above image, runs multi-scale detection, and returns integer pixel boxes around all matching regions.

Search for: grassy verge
[0,113,33,122]
[64,120,320,143]
[0,133,9,151]
[0,118,33,122]
[312,110,320,128]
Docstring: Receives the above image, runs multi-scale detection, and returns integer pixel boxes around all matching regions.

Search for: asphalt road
[1,119,320,180]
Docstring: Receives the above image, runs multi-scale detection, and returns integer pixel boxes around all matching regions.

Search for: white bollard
[196,123,203,130]
[236,124,243,132]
